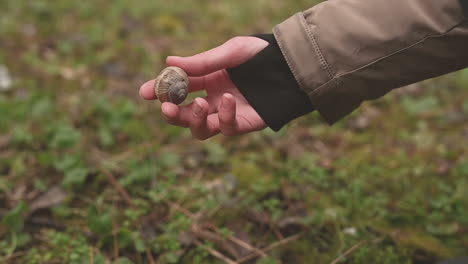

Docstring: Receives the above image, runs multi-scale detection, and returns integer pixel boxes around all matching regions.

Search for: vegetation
[1,0,467,263]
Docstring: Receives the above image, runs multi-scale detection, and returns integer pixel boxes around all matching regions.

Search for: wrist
[227,34,315,131]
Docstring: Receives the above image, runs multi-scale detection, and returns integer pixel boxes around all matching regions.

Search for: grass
[1,0,468,263]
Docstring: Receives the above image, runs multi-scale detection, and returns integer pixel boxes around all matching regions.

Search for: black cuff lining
[226,34,314,131]
[461,0,468,17]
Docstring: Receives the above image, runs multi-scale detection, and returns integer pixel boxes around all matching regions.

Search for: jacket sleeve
[227,34,315,131]
[272,0,468,124]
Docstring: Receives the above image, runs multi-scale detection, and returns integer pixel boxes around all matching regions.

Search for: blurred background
[1,0,467,263]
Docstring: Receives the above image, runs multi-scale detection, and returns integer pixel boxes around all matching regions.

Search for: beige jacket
[273,0,468,124]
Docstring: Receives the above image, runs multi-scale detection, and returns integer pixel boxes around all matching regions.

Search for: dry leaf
[30,186,67,212]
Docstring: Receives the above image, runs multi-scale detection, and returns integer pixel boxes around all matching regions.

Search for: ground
[0,0,468,263]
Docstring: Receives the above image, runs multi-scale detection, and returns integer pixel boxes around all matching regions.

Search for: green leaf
[120,159,157,187]
[116,229,133,249]
[31,97,54,119]
[53,155,80,172]
[2,201,28,233]
[402,96,439,115]
[116,257,134,264]
[204,142,227,165]
[98,126,114,147]
[457,68,468,87]
[257,257,281,264]
[93,253,107,264]
[11,126,33,145]
[133,233,146,253]
[16,232,31,247]
[62,167,89,187]
[158,152,180,168]
[87,205,112,236]
[48,125,81,149]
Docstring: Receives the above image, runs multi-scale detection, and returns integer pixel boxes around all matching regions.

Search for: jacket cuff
[273,13,338,124]
[226,34,314,131]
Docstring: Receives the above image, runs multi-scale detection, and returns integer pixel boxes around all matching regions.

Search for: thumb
[166,36,269,76]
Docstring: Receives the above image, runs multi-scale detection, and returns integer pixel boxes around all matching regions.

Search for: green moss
[1,0,467,263]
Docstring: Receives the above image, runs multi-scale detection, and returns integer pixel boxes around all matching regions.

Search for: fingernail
[162,102,169,111]
[221,95,230,110]
[161,104,170,119]
[193,99,202,117]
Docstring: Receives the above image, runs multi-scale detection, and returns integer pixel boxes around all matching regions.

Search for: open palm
[139,37,269,140]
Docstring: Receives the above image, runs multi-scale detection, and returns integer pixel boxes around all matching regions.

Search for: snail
[154,66,189,105]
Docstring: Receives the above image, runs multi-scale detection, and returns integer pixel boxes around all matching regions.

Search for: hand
[139,36,269,140]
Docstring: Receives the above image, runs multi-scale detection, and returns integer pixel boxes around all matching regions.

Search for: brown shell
[154,66,189,105]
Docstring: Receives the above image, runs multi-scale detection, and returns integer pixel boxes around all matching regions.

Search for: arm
[232,0,468,127]
[140,0,468,138]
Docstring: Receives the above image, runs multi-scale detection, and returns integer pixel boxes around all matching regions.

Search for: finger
[218,93,238,136]
[166,36,269,76]
[161,98,213,128]
[188,76,206,92]
[189,72,229,103]
[190,98,220,140]
[139,80,157,100]
[161,102,189,127]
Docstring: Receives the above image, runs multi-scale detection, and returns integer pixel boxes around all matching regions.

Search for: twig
[194,240,238,264]
[205,195,245,219]
[104,142,155,164]
[2,250,26,262]
[190,227,240,259]
[330,236,385,264]
[208,224,267,258]
[256,232,303,252]
[112,214,119,260]
[0,133,11,150]
[168,201,268,260]
[271,224,284,240]
[145,247,157,264]
[170,201,273,261]
[90,247,95,264]
[262,211,284,240]
[228,236,267,258]
[330,240,366,264]
[100,168,133,206]
[167,202,241,258]
[237,232,304,263]
[166,201,196,219]
[25,216,67,231]
[92,142,158,171]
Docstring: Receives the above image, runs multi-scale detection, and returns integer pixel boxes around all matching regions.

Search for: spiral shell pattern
[154,66,189,105]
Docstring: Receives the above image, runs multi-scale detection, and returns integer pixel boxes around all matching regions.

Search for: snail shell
[154,66,189,105]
